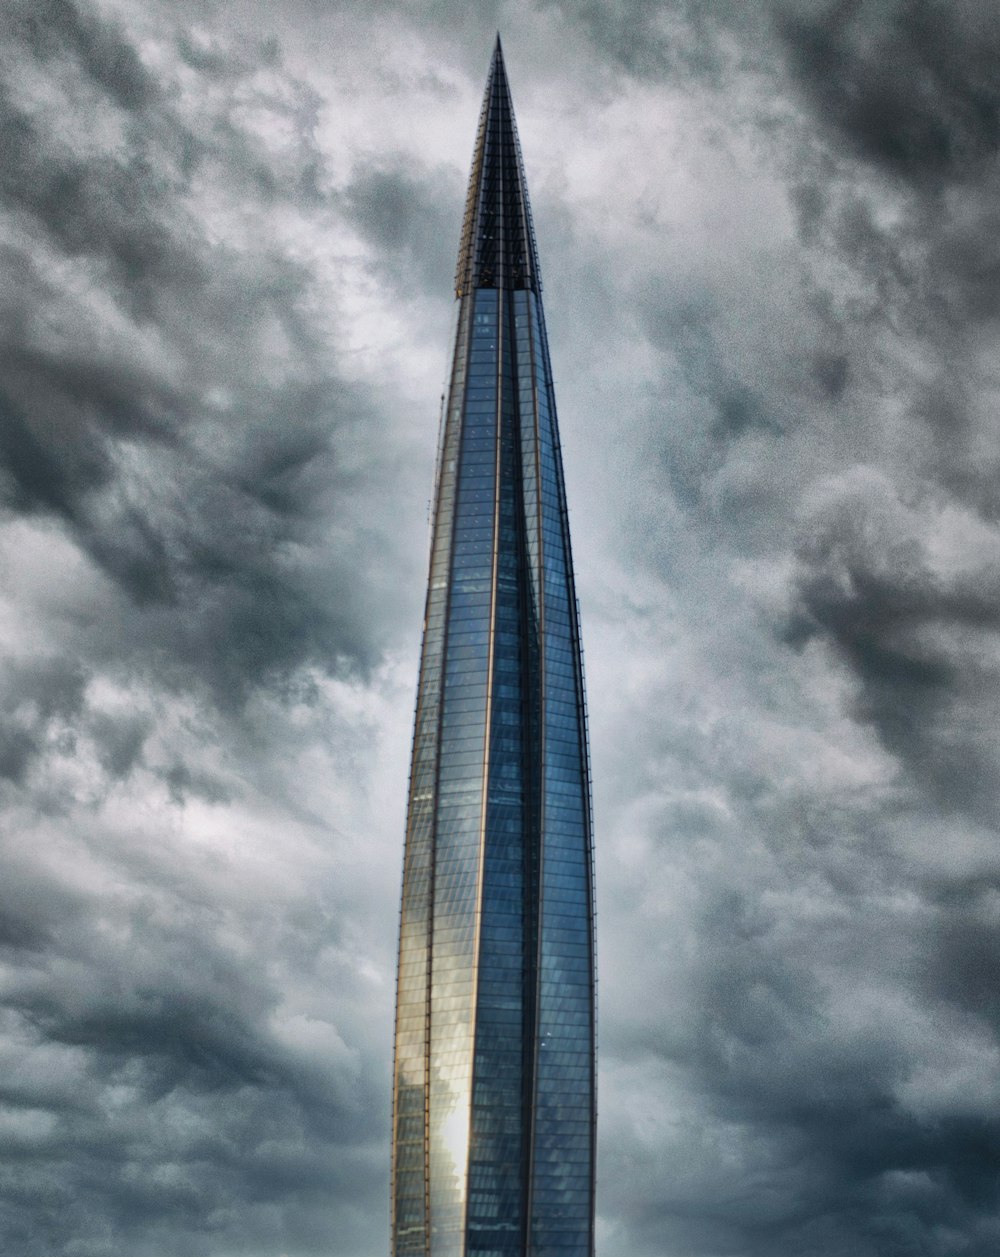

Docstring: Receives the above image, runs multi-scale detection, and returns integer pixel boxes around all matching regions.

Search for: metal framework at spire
[455,38,542,296]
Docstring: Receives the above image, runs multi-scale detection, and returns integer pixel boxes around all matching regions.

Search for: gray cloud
[550,2,1000,1254]
[0,0,406,704]
[784,477,1000,822]
[3,0,1000,1254]
[0,3,408,1252]
[777,0,1000,185]
[341,156,462,298]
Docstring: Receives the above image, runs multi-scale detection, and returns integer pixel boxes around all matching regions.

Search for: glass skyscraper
[392,38,596,1257]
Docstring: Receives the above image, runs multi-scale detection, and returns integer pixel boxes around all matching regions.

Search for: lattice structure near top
[455,37,543,296]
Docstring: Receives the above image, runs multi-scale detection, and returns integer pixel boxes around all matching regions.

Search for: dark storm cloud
[341,157,462,297]
[3,0,1000,1254]
[0,0,401,703]
[777,0,1000,184]
[531,2,1000,1254]
[536,0,767,79]
[761,0,1000,813]
[773,1,1000,501]
[597,636,1000,1256]
[12,0,158,110]
[0,874,384,1255]
[0,724,392,1254]
[0,3,406,1253]
[610,878,1000,1255]
[0,655,86,784]
[784,482,1000,822]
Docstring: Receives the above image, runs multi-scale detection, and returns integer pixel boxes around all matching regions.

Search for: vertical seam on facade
[524,285,546,1257]
[539,304,598,1255]
[430,294,473,1255]
[541,305,598,1255]
[392,292,466,1256]
[463,284,503,1251]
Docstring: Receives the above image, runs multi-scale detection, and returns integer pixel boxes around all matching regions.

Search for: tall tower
[392,38,596,1257]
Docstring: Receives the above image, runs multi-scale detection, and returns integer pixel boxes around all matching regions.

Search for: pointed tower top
[455,41,541,297]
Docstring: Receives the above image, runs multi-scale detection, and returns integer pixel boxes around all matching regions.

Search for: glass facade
[392,38,595,1257]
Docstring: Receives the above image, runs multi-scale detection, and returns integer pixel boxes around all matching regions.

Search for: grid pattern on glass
[393,37,595,1257]
[466,285,540,1257]
[427,288,502,1256]
[518,291,595,1257]
[393,295,477,1257]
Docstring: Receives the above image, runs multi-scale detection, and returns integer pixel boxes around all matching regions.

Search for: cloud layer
[1,1,999,1254]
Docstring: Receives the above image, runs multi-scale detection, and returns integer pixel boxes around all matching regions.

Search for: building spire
[393,39,594,1257]
[455,38,541,296]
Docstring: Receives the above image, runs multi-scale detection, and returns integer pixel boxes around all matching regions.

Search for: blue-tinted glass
[393,48,594,1257]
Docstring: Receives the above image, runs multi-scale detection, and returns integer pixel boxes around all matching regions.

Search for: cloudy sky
[2,1,1000,1254]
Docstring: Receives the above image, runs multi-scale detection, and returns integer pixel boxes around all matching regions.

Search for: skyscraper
[392,38,596,1257]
